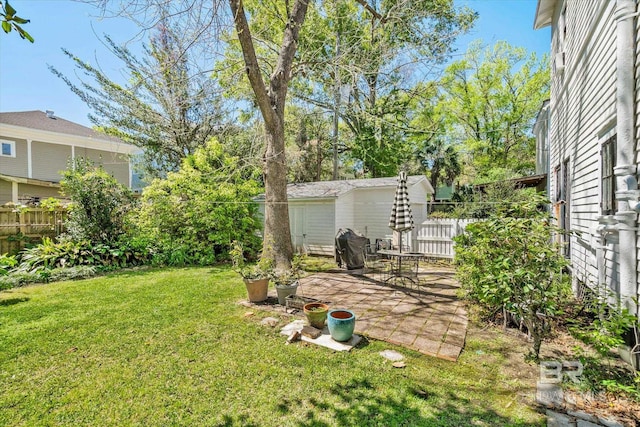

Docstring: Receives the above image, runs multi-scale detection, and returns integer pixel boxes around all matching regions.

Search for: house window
[562,158,570,258]
[554,165,561,202]
[601,135,617,215]
[554,6,567,75]
[0,140,15,158]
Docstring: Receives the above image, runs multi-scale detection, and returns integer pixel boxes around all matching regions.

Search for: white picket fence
[415,219,479,259]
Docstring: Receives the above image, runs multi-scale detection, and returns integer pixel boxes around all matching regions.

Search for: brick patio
[292,264,468,361]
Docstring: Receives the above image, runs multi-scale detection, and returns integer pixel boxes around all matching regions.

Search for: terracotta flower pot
[243,278,269,302]
[303,302,329,329]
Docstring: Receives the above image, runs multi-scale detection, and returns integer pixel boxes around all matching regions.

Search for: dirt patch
[466,322,639,425]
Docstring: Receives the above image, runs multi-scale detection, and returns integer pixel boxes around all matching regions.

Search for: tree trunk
[263,115,294,269]
[531,327,542,362]
[316,136,323,181]
[229,0,309,270]
[502,305,507,330]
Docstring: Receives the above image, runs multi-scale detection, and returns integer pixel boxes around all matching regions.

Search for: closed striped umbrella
[388,171,414,252]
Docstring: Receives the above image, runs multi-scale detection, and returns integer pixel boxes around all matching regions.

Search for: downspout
[614,0,640,315]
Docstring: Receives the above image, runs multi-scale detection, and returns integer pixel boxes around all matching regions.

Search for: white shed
[257,175,434,255]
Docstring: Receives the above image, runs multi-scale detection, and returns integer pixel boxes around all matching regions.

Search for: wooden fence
[0,208,67,255]
[415,219,479,259]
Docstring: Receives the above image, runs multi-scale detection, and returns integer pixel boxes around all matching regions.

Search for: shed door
[290,206,306,253]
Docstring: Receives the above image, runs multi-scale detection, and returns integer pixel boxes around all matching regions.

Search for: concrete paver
[295,263,467,361]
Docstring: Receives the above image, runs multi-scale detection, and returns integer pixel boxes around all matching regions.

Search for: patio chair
[364,242,392,279]
[376,238,392,251]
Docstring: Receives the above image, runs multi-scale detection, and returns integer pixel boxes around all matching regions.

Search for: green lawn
[0,267,545,426]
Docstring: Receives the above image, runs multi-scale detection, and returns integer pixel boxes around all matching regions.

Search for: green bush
[132,139,263,266]
[48,266,98,282]
[451,182,538,219]
[61,158,134,245]
[0,266,99,290]
[0,270,43,290]
[454,194,570,361]
[16,238,150,273]
[568,286,638,357]
[0,237,149,290]
[0,254,17,275]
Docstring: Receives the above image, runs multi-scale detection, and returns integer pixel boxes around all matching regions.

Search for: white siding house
[534,0,640,329]
[257,175,434,255]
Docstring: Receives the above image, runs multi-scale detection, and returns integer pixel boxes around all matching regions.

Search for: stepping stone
[260,317,279,327]
[379,350,405,361]
[301,325,322,339]
[280,320,361,351]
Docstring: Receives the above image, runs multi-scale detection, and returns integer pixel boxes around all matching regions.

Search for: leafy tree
[417,137,461,193]
[287,106,334,182]
[133,139,263,266]
[409,83,462,191]
[50,22,225,177]
[291,0,477,177]
[60,158,134,245]
[451,181,538,219]
[84,0,473,269]
[344,90,416,177]
[216,1,475,178]
[1,0,33,42]
[218,118,269,182]
[438,41,550,182]
[225,0,311,270]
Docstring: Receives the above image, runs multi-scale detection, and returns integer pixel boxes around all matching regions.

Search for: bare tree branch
[229,0,276,129]
[353,0,383,21]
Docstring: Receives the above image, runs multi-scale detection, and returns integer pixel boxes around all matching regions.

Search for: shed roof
[0,110,123,144]
[257,175,433,201]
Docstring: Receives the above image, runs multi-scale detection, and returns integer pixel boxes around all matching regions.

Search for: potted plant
[230,241,273,303]
[271,254,304,305]
[327,309,356,342]
[303,302,329,329]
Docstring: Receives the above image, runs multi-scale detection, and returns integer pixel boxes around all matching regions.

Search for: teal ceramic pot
[327,309,356,342]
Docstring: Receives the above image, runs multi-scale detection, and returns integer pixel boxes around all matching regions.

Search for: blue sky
[0,0,550,128]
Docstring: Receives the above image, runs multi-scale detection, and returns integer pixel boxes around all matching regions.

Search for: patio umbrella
[388,171,414,253]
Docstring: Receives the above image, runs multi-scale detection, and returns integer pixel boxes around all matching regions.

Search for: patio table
[376,249,426,287]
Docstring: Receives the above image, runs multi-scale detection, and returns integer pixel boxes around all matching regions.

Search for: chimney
[45,110,55,119]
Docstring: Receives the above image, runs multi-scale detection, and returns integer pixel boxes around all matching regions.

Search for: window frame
[601,135,617,216]
[0,139,16,158]
[554,165,562,202]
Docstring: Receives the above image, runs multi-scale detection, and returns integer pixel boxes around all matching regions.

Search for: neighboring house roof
[0,110,120,142]
[474,173,548,191]
[256,175,434,201]
[0,110,139,155]
[533,0,556,29]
